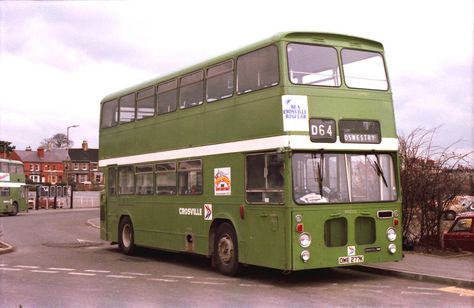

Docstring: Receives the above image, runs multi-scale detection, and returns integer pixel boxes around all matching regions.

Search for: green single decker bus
[0,158,28,216]
[99,32,402,275]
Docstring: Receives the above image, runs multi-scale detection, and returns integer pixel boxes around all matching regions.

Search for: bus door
[244,152,287,269]
[103,166,118,239]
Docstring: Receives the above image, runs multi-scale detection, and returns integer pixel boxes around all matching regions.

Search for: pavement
[1,211,473,289]
[353,251,474,288]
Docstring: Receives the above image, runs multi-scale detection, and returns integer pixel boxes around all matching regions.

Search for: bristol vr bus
[99,32,402,275]
[0,158,28,216]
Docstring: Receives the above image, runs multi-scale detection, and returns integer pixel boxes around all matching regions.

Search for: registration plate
[338,255,364,265]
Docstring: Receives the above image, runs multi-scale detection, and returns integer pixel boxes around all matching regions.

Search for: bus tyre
[118,216,136,255]
[214,223,239,276]
[8,202,18,216]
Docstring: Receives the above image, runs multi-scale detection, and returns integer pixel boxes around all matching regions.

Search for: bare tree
[399,127,473,249]
[0,140,15,158]
[40,133,73,149]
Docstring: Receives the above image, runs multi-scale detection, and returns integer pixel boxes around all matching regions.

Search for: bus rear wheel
[214,222,239,276]
[8,202,18,216]
[118,216,136,255]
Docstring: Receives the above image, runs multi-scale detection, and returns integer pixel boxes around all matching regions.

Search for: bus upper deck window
[287,43,340,87]
[101,99,119,128]
[157,79,178,115]
[237,45,279,94]
[119,93,136,123]
[180,71,204,109]
[136,87,155,120]
[341,49,388,90]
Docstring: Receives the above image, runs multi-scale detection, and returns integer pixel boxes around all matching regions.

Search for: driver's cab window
[246,152,284,204]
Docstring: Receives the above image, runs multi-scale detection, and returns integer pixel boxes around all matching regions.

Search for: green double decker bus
[0,158,28,216]
[99,32,402,275]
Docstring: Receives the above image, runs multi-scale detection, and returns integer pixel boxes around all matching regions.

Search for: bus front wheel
[214,222,239,276]
[118,216,136,255]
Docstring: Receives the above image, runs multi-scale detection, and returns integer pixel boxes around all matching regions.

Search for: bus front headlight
[301,250,310,262]
[388,243,397,254]
[299,233,312,248]
[386,227,397,242]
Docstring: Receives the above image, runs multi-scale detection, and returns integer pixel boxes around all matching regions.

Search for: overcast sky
[0,1,472,158]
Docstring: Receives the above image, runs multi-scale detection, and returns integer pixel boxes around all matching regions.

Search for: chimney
[82,140,88,151]
[37,148,45,158]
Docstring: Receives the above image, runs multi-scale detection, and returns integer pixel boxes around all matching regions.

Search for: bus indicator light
[239,204,245,219]
[296,223,304,233]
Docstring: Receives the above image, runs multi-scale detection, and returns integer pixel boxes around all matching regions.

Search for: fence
[28,186,100,209]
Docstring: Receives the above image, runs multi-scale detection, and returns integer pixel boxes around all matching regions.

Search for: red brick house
[65,141,103,187]
[14,147,68,184]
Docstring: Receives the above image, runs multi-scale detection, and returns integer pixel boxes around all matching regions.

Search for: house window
[30,175,40,183]
[50,175,58,184]
[95,172,103,184]
[81,163,88,171]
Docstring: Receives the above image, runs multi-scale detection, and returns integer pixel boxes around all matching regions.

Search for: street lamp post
[66,125,79,150]
[66,125,78,209]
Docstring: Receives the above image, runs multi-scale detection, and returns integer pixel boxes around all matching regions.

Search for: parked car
[443,196,474,220]
[443,212,474,252]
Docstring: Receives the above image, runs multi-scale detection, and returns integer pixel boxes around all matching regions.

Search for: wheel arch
[117,212,134,242]
[208,218,238,257]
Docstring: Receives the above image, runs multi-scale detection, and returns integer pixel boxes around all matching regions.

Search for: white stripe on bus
[99,136,398,167]
[0,182,27,188]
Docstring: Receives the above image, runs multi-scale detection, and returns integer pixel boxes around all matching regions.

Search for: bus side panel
[243,206,289,270]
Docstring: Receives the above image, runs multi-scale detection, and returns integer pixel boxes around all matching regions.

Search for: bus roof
[100,32,384,103]
[0,158,23,165]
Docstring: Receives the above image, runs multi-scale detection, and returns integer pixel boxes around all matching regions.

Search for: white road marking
[407,286,439,290]
[148,278,179,283]
[68,272,97,276]
[48,267,76,271]
[15,265,40,269]
[0,267,23,271]
[204,277,235,282]
[239,283,273,288]
[84,269,111,273]
[352,284,390,288]
[190,281,226,286]
[401,291,440,296]
[345,288,382,294]
[120,272,151,276]
[163,275,194,279]
[106,274,135,279]
[31,270,58,274]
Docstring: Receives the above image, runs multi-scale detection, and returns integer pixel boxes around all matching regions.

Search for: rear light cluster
[295,214,312,262]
